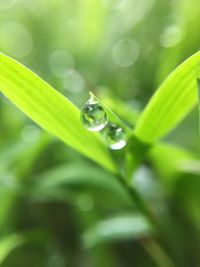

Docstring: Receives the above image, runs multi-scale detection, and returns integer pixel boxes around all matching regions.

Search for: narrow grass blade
[0,233,24,264]
[83,214,151,248]
[148,143,195,182]
[197,79,200,137]
[0,53,116,173]
[134,51,200,143]
[89,92,132,135]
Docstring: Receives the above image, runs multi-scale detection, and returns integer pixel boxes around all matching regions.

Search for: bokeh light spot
[77,194,94,211]
[112,38,140,67]
[21,125,41,143]
[49,50,75,78]
[160,25,182,48]
[0,0,18,10]
[102,0,127,9]
[0,22,33,58]
[62,70,85,93]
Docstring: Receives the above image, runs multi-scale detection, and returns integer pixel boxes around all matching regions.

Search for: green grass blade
[89,92,132,135]
[0,53,116,173]
[35,163,129,201]
[197,79,200,137]
[83,214,151,248]
[148,143,195,182]
[0,233,25,264]
[134,51,200,143]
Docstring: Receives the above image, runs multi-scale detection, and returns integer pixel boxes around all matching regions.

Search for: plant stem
[117,174,177,267]
[117,174,159,230]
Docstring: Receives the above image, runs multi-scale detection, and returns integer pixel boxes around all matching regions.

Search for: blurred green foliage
[1,0,200,266]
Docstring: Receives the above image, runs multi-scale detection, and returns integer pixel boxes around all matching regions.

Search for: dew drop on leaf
[81,95,108,132]
[103,123,127,150]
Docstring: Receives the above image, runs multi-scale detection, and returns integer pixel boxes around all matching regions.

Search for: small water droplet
[81,96,108,131]
[103,123,127,150]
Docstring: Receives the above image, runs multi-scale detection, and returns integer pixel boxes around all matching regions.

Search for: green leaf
[197,79,200,136]
[134,51,200,143]
[177,159,200,175]
[0,134,49,230]
[89,92,132,135]
[0,230,50,264]
[83,214,152,248]
[98,90,140,126]
[0,233,25,264]
[148,143,195,182]
[35,162,129,200]
[0,53,116,173]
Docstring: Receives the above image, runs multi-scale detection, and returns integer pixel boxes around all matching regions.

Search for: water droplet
[81,96,108,131]
[103,123,127,150]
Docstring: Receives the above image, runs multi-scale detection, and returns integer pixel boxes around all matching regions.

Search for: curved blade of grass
[197,79,200,136]
[134,51,200,143]
[0,230,49,264]
[0,53,116,173]
[89,92,132,135]
[83,214,151,248]
[0,233,25,264]
[148,143,195,182]
[35,162,129,202]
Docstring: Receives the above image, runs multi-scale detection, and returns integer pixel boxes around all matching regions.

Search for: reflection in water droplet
[103,123,127,150]
[112,39,140,67]
[81,96,108,132]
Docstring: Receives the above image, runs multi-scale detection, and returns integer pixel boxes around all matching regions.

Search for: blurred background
[0,0,200,266]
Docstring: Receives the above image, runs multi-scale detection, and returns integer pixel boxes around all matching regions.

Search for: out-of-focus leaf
[83,214,152,248]
[0,134,49,230]
[0,141,30,173]
[35,163,129,202]
[134,51,200,143]
[148,143,195,181]
[77,0,106,53]
[177,159,200,174]
[0,53,116,173]
[0,230,50,264]
[197,79,200,135]
[0,233,24,264]
[157,0,200,84]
